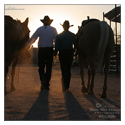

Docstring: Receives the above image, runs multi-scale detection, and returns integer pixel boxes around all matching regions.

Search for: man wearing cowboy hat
[26,15,57,91]
[54,20,76,92]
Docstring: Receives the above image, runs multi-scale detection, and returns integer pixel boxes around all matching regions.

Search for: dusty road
[5,64,120,120]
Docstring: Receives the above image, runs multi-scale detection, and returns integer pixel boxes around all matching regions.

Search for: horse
[76,19,114,98]
[5,15,30,95]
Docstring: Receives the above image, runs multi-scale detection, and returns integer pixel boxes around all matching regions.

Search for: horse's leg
[79,54,87,93]
[87,65,91,92]
[11,56,18,91]
[101,53,111,98]
[5,65,9,95]
[88,61,95,95]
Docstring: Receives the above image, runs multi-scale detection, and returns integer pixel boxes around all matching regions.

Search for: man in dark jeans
[38,47,53,90]
[55,20,76,92]
[26,15,57,91]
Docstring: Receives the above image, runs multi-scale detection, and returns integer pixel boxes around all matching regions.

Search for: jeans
[59,49,73,90]
[38,47,53,87]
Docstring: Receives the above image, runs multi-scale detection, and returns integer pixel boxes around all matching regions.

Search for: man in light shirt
[26,15,57,91]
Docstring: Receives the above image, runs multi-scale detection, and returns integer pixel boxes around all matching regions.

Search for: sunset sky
[4,4,121,47]
[2,1,124,123]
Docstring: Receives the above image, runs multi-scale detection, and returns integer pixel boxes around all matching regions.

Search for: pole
[115,4,118,74]
[103,12,105,21]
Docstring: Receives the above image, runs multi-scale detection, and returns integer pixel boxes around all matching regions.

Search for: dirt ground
[5,59,121,121]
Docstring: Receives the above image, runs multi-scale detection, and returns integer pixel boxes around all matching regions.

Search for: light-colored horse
[76,19,114,98]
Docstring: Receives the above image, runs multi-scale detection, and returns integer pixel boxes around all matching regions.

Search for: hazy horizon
[5,4,121,47]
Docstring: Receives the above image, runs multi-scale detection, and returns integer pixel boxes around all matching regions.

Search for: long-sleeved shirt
[26,25,57,48]
[55,30,76,55]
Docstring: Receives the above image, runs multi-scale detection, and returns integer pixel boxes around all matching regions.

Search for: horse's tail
[97,21,109,70]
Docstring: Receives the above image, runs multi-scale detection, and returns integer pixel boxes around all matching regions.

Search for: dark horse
[5,15,30,95]
[76,19,114,98]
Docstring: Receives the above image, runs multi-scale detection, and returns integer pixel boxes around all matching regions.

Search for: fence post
[103,12,105,21]
[115,4,118,74]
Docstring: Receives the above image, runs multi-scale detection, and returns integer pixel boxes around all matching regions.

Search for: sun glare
[30,13,78,48]
[5,5,119,48]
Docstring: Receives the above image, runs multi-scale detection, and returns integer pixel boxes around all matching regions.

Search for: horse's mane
[5,15,13,21]
[5,15,21,25]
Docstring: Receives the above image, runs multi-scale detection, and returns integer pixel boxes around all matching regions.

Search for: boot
[41,84,45,91]
[40,75,46,91]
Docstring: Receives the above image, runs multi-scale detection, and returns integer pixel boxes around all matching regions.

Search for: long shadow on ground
[84,94,120,120]
[63,92,90,120]
[23,91,49,120]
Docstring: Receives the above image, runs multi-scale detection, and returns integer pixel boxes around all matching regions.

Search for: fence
[72,44,121,73]
[109,44,120,73]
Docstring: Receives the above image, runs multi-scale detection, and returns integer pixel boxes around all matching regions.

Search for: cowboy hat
[60,20,74,28]
[40,15,53,24]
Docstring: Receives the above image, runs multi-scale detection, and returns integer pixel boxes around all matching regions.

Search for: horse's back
[82,19,100,27]
[78,21,101,56]
[81,20,101,41]
[78,19,114,69]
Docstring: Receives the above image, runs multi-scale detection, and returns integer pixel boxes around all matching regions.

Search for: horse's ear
[23,17,29,26]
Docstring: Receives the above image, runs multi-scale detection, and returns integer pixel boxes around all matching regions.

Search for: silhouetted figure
[5,15,30,95]
[26,15,57,91]
[76,19,114,98]
[54,20,76,92]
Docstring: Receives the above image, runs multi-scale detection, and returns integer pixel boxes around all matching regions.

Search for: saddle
[75,19,100,54]
[77,19,100,38]
[82,19,100,27]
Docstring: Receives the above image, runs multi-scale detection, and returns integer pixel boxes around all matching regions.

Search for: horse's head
[75,19,91,50]
[13,17,30,54]
[8,17,30,58]
[22,17,30,42]
[76,19,88,38]
[13,18,31,58]
[5,16,31,66]
[17,17,30,45]
[76,26,83,37]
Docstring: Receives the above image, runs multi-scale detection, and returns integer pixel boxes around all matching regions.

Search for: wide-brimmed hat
[40,15,53,24]
[60,20,74,28]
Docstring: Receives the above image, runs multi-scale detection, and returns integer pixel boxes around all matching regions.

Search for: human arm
[25,28,40,48]
[54,35,60,57]
[72,34,77,55]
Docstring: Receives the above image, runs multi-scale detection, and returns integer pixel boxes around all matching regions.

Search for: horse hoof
[81,87,87,93]
[88,90,93,95]
[11,86,15,91]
